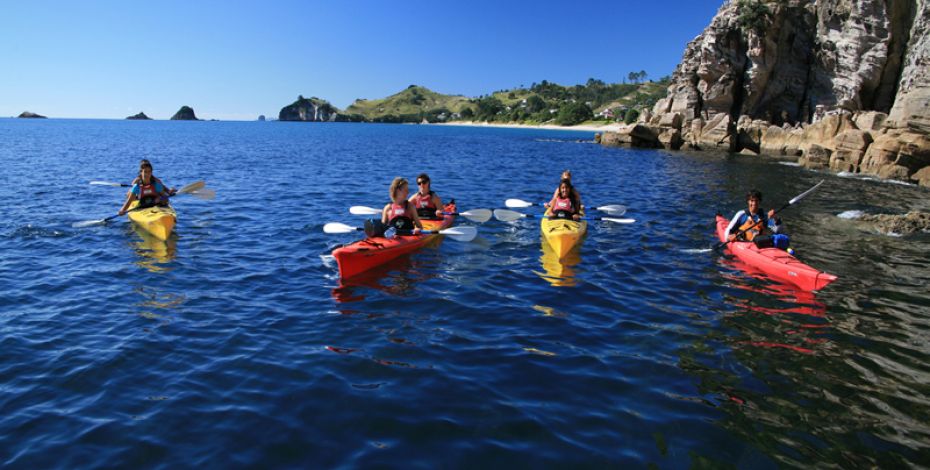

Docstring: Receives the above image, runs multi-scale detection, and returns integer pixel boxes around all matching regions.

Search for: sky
[0,1,725,120]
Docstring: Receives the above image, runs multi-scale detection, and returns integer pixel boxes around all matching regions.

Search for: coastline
[435,120,627,133]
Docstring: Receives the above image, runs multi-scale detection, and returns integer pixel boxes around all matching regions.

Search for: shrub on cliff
[737,0,772,34]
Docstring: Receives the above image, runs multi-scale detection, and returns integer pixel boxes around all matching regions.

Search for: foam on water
[836,210,865,219]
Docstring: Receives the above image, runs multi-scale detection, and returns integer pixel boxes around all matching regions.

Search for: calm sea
[1,118,929,467]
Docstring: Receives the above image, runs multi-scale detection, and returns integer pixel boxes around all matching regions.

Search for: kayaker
[409,173,443,220]
[725,189,788,248]
[547,170,583,211]
[377,177,422,235]
[118,161,173,216]
[131,159,177,196]
[545,179,581,221]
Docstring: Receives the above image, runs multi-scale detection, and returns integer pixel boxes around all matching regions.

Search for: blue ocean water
[1,118,929,467]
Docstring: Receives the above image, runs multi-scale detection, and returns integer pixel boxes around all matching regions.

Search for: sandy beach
[435,121,627,133]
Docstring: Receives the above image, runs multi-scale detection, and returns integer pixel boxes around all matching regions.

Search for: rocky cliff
[602,0,930,187]
[278,96,338,122]
[170,106,198,121]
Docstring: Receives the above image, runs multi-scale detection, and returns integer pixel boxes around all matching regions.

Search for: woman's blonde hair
[389,177,408,199]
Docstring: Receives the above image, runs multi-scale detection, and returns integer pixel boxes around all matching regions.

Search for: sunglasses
[417,180,429,185]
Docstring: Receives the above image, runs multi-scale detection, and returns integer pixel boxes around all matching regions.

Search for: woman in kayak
[131,159,177,195]
[118,160,173,215]
[409,173,444,220]
[545,179,582,221]
[380,177,423,235]
[726,189,787,246]
[547,170,583,211]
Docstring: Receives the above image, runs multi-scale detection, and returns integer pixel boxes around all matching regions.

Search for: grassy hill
[344,85,472,123]
[336,79,669,125]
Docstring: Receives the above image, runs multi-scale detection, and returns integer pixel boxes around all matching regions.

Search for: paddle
[323,222,478,242]
[505,198,627,216]
[72,180,206,228]
[90,180,130,187]
[90,180,214,200]
[493,208,635,224]
[348,205,491,223]
[714,179,825,251]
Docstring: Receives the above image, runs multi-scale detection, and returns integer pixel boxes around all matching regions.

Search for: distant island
[170,106,198,121]
[18,111,47,119]
[126,112,152,120]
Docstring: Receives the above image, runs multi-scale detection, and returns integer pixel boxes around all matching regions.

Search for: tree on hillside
[556,102,593,126]
[526,95,547,113]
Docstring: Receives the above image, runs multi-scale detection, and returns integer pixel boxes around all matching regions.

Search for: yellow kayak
[127,201,176,241]
[540,216,587,259]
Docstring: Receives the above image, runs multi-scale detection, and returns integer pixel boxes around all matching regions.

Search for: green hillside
[466,77,670,125]
[344,85,472,123]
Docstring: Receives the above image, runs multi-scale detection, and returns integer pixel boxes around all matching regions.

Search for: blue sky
[0,1,724,120]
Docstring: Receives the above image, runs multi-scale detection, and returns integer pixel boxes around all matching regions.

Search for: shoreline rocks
[600,0,930,188]
[858,211,930,235]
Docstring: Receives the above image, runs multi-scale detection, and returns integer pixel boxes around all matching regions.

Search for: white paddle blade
[594,205,627,216]
[494,209,527,222]
[505,198,534,208]
[72,219,108,228]
[439,226,477,242]
[349,205,381,216]
[177,180,206,195]
[788,179,824,205]
[459,209,492,223]
[191,188,216,200]
[323,222,358,234]
[603,217,636,224]
[90,181,122,187]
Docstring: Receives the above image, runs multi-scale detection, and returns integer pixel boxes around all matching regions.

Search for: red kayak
[333,203,456,279]
[715,215,837,291]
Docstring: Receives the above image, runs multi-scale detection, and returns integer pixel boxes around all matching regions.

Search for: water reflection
[131,225,176,272]
[534,236,582,287]
[331,253,438,305]
[718,257,832,355]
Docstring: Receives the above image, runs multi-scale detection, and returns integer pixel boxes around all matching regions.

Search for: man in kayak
[726,189,788,248]
[409,173,444,220]
[545,179,582,221]
[118,161,173,216]
[366,177,423,237]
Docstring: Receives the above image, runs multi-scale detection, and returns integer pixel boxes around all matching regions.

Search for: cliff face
[604,0,930,187]
[278,96,338,122]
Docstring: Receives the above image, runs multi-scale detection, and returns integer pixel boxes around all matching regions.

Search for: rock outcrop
[126,112,152,120]
[170,106,199,121]
[601,0,930,188]
[858,211,930,234]
[257,115,266,121]
[278,96,338,122]
[18,111,46,119]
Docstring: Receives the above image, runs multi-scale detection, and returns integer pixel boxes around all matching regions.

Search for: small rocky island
[170,106,199,121]
[279,95,338,122]
[18,111,47,119]
[126,112,152,120]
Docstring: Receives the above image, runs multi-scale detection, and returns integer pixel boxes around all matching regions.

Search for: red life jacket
[551,196,575,218]
[412,190,438,218]
[388,201,414,230]
[138,181,162,207]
